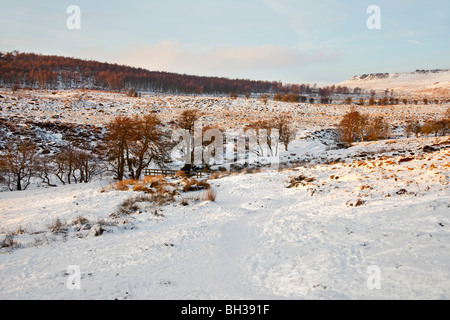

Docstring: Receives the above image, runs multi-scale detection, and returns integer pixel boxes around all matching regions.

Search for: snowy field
[1,137,449,299]
[0,88,446,131]
[0,89,449,300]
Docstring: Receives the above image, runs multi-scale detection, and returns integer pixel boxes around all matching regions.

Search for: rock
[423,145,437,153]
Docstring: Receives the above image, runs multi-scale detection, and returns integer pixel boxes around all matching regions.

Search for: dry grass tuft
[115,179,138,191]
[182,178,211,192]
[202,188,217,202]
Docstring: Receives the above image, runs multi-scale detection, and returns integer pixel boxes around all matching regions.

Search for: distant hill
[338,69,450,97]
[0,51,290,95]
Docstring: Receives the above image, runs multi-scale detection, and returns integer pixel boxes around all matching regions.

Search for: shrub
[73,215,91,232]
[73,215,89,225]
[210,172,221,180]
[275,115,296,151]
[141,175,166,187]
[127,89,138,97]
[116,197,142,215]
[93,226,104,237]
[180,198,190,206]
[175,170,186,178]
[286,175,315,188]
[182,178,210,192]
[179,194,201,206]
[0,234,19,249]
[132,183,152,193]
[48,218,66,234]
[151,188,177,206]
[115,179,138,191]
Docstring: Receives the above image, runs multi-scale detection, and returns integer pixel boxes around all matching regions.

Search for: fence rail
[143,169,206,179]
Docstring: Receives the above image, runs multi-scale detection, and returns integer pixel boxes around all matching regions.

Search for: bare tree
[129,114,172,179]
[74,149,98,183]
[35,156,57,187]
[174,109,202,172]
[365,116,390,141]
[337,107,362,147]
[409,121,422,138]
[175,109,201,134]
[102,114,171,180]
[102,116,136,181]
[274,115,296,151]
[260,94,269,105]
[53,142,79,185]
[245,119,278,157]
[420,121,434,139]
[0,139,37,191]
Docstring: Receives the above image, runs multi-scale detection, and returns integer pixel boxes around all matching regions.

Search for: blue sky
[0,0,449,85]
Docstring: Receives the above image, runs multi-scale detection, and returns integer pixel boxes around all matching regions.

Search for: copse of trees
[0,112,178,190]
[51,141,98,185]
[337,107,390,147]
[101,114,172,181]
[0,52,286,94]
[0,51,355,97]
[244,120,278,157]
[0,138,99,191]
[405,109,450,138]
[244,114,296,153]
[273,93,306,103]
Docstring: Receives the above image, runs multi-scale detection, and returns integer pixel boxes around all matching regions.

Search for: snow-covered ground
[339,69,450,97]
[1,134,449,299]
[1,89,446,133]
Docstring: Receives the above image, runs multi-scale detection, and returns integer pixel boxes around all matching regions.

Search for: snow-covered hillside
[339,70,450,97]
[0,88,449,300]
[1,136,449,299]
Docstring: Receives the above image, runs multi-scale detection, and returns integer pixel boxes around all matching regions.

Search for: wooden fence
[143,168,206,179]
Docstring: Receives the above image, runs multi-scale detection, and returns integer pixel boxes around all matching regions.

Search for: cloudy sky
[0,0,449,85]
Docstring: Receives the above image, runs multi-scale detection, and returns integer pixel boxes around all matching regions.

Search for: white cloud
[77,40,340,79]
[261,0,349,37]
[405,39,422,45]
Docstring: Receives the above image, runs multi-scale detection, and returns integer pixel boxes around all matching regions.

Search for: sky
[0,0,449,85]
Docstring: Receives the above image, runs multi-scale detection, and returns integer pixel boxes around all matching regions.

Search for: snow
[339,70,450,96]
[1,89,446,134]
[1,135,449,299]
[1,88,449,299]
